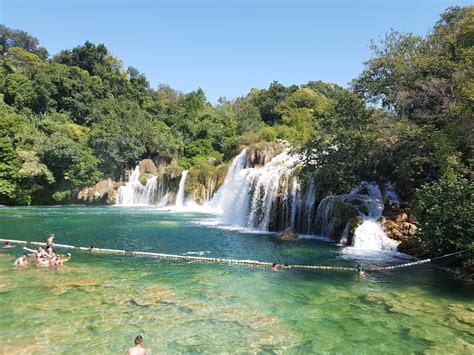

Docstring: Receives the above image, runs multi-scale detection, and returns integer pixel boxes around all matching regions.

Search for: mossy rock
[138,172,154,186]
[346,217,364,246]
[186,161,229,204]
[333,200,359,234]
[138,159,158,175]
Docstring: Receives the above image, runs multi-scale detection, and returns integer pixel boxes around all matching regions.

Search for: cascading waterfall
[175,170,188,207]
[116,165,173,206]
[313,182,399,251]
[348,183,398,251]
[116,167,149,206]
[208,149,317,232]
[208,148,399,251]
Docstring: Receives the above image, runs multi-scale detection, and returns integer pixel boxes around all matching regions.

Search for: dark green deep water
[0,206,472,353]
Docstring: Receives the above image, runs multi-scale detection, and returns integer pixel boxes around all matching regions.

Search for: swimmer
[272,263,282,271]
[13,254,29,267]
[47,233,55,246]
[126,335,148,355]
[36,246,49,260]
[356,263,365,277]
[51,253,72,267]
[33,246,52,267]
[46,245,56,258]
[0,241,15,252]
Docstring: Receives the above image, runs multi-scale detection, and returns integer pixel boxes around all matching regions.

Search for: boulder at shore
[280,227,299,240]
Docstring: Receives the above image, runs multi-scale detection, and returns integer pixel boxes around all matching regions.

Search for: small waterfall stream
[175,170,188,207]
[116,166,185,206]
[116,167,151,206]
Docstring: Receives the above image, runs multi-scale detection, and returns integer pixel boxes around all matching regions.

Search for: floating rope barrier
[0,238,469,272]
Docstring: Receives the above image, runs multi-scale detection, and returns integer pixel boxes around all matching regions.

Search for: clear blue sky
[1,0,470,102]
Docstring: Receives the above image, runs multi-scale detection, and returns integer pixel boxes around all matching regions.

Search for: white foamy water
[116,166,172,206]
[175,170,188,207]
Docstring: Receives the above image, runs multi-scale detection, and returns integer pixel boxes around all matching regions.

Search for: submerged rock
[280,227,299,240]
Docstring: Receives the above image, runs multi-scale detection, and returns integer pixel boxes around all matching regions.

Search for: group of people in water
[1,234,72,268]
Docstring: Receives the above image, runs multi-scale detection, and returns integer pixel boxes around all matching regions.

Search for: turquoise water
[0,206,472,354]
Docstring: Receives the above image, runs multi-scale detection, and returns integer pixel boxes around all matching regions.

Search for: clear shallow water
[0,206,472,354]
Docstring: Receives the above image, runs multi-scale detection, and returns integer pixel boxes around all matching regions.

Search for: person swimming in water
[45,245,56,259]
[272,263,282,271]
[13,254,29,267]
[50,253,72,267]
[356,263,365,277]
[0,241,15,252]
[46,234,55,247]
[126,335,148,355]
[34,246,52,267]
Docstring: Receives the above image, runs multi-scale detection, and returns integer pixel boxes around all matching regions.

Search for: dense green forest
[0,7,472,261]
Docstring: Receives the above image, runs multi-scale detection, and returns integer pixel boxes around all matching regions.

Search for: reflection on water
[0,206,473,353]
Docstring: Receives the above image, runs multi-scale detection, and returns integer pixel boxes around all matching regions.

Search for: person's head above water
[134,335,143,345]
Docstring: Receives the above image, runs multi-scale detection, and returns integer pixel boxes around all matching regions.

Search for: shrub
[413,178,473,263]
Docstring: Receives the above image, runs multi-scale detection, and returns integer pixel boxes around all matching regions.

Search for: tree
[233,98,263,135]
[3,72,36,110]
[414,178,473,260]
[249,81,298,124]
[0,25,48,59]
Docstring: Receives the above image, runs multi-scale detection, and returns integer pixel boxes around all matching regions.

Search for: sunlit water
[0,206,472,353]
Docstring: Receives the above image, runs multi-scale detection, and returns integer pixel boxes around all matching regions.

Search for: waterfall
[208,149,317,231]
[312,182,399,251]
[116,167,145,206]
[116,165,171,206]
[352,220,398,250]
[175,170,188,207]
[314,195,337,237]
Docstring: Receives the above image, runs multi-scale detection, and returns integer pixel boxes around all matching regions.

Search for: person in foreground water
[13,254,29,267]
[50,253,71,267]
[0,241,15,252]
[46,233,55,246]
[356,263,366,277]
[126,335,148,355]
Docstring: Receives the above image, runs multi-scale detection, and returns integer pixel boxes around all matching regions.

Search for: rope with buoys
[0,238,469,272]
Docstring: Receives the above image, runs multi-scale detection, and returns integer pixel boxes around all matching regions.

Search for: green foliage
[0,101,52,204]
[3,72,36,110]
[249,81,298,124]
[0,25,48,59]
[353,7,473,129]
[413,178,473,259]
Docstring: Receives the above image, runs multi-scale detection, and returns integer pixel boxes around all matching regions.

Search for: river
[0,206,472,353]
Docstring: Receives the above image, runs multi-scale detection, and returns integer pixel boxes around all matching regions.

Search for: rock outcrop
[185,163,228,204]
[77,179,121,204]
[246,142,286,167]
[379,210,418,242]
